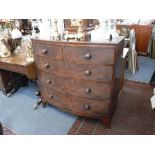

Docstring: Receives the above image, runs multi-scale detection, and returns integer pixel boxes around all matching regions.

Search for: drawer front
[35,56,65,75]
[32,42,63,60]
[65,62,113,82]
[35,56,113,82]
[63,46,115,64]
[38,72,112,100]
[41,86,110,118]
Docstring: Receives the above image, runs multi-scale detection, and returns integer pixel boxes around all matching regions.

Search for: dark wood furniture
[0,52,36,79]
[0,52,37,95]
[116,24,153,55]
[134,25,152,55]
[0,69,14,95]
[0,122,3,135]
[32,35,124,127]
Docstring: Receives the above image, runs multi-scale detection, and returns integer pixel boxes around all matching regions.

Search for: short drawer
[38,72,112,100]
[41,86,110,118]
[63,45,115,65]
[35,56,65,75]
[32,42,63,60]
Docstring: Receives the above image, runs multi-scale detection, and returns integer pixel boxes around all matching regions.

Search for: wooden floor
[68,80,155,135]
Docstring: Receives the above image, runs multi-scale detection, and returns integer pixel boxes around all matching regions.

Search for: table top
[32,32,124,45]
[0,51,33,66]
[0,51,36,79]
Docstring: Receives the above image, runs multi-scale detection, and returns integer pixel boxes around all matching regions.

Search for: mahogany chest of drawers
[32,36,124,127]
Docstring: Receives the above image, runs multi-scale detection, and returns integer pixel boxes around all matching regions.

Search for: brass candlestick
[26,45,34,62]
[22,38,34,62]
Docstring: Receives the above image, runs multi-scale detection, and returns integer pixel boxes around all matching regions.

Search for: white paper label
[151,95,155,109]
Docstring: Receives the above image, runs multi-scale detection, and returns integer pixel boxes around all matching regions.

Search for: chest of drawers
[32,36,124,127]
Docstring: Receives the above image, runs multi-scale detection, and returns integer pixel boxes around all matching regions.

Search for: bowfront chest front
[32,36,124,127]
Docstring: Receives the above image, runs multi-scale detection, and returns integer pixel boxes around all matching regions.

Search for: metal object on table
[0,39,11,58]
[77,19,85,41]
[26,46,34,62]
[53,19,60,40]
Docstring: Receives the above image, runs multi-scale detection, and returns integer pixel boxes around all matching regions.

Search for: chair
[128,29,139,74]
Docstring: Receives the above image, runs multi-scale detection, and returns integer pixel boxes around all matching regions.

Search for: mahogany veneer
[32,36,124,127]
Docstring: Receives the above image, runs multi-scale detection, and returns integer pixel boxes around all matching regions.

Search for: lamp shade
[11,29,22,39]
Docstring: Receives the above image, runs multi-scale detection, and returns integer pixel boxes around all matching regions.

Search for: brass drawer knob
[44,64,49,68]
[35,91,40,96]
[85,53,91,59]
[84,104,90,110]
[42,49,48,54]
[85,88,91,93]
[47,80,51,84]
[49,95,54,99]
[85,70,91,75]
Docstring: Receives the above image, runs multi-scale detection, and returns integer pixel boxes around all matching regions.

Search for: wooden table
[0,52,37,79]
[0,51,37,95]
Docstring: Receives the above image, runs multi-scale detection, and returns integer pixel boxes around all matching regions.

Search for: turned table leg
[33,98,42,110]
[34,90,47,109]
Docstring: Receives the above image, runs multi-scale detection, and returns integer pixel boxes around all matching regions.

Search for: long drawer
[64,62,113,82]
[40,86,110,118]
[32,42,63,60]
[38,71,112,100]
[63,45,115,65]
[35,56,113,82]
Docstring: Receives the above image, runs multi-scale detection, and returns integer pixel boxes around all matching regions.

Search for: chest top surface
[31,33,124,46]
